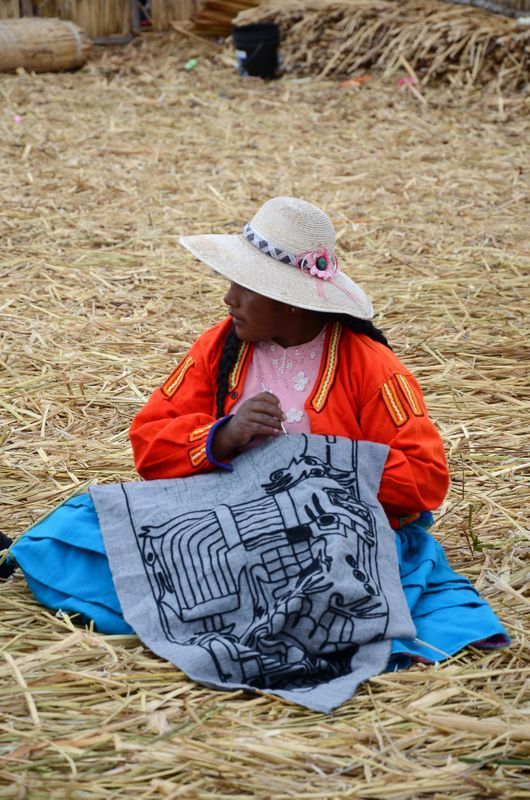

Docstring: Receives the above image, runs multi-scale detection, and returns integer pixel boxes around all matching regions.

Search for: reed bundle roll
[0,17,92,72]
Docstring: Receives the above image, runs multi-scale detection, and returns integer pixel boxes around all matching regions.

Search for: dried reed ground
[0,32,529,800]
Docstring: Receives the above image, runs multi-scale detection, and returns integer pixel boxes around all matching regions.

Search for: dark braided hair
[215,326,241,418]
[215,316,390,418]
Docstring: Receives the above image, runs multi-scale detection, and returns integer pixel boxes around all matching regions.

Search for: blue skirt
[10,494,509,666]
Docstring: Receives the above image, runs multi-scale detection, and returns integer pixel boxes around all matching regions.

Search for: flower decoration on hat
[296,246,338,281]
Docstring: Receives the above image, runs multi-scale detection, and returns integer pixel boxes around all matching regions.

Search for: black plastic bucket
[233,23,280,79]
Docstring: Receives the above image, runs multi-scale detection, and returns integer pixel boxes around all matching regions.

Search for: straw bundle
[0,0,19,17]
[193,0,262,37]
[151,0,204,30]
[235,0,530,88]
[0,17,91,72]
[36,0,132,37]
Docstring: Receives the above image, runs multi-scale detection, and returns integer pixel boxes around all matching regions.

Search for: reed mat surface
[0,32,529,799]
[235,0,530,90]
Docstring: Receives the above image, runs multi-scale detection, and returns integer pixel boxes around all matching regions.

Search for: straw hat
[179,196,373,319]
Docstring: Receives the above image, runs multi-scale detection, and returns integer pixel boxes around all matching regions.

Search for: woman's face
[223,282,293,343]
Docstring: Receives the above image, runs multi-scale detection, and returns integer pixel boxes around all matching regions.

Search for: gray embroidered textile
[90,435,415,712]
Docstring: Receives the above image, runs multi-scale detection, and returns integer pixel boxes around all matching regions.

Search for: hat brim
[179,233,373,320]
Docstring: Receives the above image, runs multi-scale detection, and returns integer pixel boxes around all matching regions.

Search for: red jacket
[129,317,449,529]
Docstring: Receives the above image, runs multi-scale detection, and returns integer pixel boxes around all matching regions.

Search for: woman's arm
[129,326,227,479]
[359,371,449,524]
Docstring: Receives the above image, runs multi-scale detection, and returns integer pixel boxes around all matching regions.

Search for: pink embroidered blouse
[231,325,327,435]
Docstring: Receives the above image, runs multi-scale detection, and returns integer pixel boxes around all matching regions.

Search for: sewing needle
[261,382,288,436]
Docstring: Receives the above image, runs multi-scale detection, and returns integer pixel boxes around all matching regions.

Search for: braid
[216,327,241,418]
[331,314,391,350]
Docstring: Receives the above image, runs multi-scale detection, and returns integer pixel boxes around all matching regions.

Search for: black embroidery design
[126,436,388,690]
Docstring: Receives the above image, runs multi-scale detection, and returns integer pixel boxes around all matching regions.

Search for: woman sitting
[5,196,508,670]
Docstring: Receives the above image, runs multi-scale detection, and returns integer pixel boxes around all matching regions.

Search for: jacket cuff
[206,416,234,472]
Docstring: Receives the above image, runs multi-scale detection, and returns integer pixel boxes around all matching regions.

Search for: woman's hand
[210,392,286,461]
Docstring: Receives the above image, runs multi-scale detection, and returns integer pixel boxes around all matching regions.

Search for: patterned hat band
[242,223,339,281]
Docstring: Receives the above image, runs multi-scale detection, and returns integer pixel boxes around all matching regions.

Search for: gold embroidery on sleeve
[188,423,214,443]
[189,443,208,469]
[382,379,408,427]
[396,373,423,417]
[161,355,194,398]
